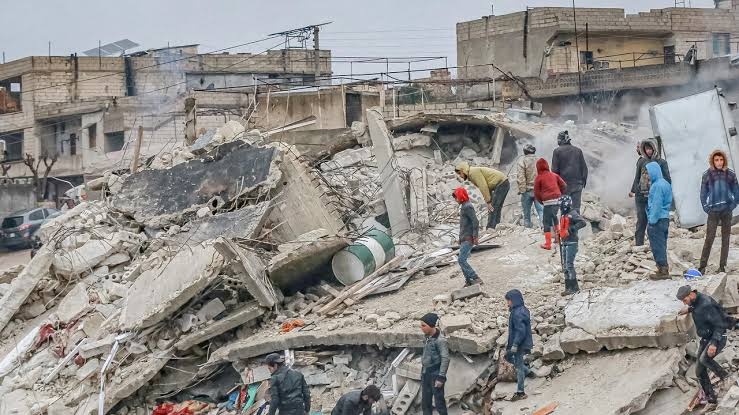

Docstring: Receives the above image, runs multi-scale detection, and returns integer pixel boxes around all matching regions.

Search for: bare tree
[1,163,11,177]
[23,153,58,201]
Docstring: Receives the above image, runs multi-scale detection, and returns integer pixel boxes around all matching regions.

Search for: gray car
[0,207,60,249]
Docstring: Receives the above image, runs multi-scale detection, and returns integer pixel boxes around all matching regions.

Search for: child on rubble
[534,158,567,250]
[454,187,482,287]
[558,195,587,296]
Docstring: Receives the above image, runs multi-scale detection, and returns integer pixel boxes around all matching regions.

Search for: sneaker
[510,392,527,401]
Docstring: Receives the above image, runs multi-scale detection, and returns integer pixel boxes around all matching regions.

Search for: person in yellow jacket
[455,161,510,229]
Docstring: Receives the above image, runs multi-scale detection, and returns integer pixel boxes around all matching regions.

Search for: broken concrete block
[559,327,602,354]
[451,284,482,301]
[0,248,52,333]
[305,372,331,386]
[75,358,100,381]
[542,333,565,361]
[268,235,349,290]
[196,298,226,323]
[99,252,130,267]
[396,360,422,381]
[391,379,420,415]
[120,244,224,330]
[56,283,90,323]
[214,238,276,308]
[175,303,265,351]
[53,239,117,276]
[172,202,271,247]
[609,214,627,233]
[332,354,352,366]
[79,336,116,359]
[442,315,472,334]
[319,148,372,172]
[102,280,128,301]
[82,312,106,338]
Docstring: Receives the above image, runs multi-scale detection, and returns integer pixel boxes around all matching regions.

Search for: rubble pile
[2,108,739,415]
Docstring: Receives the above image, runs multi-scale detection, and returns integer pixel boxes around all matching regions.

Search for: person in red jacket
[534,158,567,250]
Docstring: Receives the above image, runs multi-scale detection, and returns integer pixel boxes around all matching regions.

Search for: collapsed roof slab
[171,201,271,246]
[267,236,349,290]
[386,112,538,139]
[111,141,280,225]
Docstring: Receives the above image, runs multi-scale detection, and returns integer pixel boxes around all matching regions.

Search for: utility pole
[314,26,321,86]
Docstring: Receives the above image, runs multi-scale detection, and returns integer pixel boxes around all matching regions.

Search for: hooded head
[639,139,659,161]
[557,130,571,145]
[505,289,525,309]
[453,187,470,204]
[646,161,664,184]
[709,149,728,171]
[559,194,573,214]
[523,144,536,155]
[455,161,471,180]
[535,158,550,174]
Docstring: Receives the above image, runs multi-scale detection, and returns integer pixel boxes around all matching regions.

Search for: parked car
[0,208,61,249]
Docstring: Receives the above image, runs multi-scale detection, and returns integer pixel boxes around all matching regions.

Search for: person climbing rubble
[629,139,672,247]
[331,385,383,415]
[454,187,482,287]
[677,285,734,406]
[454,161,510,230]
[558,195,587,296]
[646,161,673,279]
[534,158,566,250]
[265,353,311,415]
[517,143,544,229]
[551,130,588,212]
[504,289,533,401]
[419,313,449,415]
[698,149,739,275]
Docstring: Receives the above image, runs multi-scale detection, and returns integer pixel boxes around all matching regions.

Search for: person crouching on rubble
[504,289,533,401]
[419,313,450,415]
[558,195,587,296]
[454,161,510,230]
[645,161,672,279]
[265,353,311,415]
[332,385,383,415]
[454,187,482,287]
[534,158,566,250]
[677,286,734,406]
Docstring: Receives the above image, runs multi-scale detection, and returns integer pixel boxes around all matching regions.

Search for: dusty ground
[0,248,31,269]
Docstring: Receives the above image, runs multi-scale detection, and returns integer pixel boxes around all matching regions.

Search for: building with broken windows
[456,0,739,120]
[0,45,332,203]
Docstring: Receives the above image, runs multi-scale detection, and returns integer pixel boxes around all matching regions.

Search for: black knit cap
[420,312,439,327]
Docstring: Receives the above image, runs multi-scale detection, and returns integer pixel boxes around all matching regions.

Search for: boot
[540,232,552,250]
[649,266,670,280]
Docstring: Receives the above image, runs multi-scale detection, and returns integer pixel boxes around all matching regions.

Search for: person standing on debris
[331,385,383,415]
[419,313,449,415]
[454,161,510,230]
[646,161,673,279]
[629,139,672,247]
[265,353,311,415]
[551,130,588,212]
[677,285,732,405]
[517,144,544,228]
[504,289,533,401]
[534,158,567,250]
[558,195,587,296]
[698,149,739,275]
[454,187,482,286]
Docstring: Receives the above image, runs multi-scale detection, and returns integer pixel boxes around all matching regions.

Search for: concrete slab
[451,284,482,301]
[56,283,91,323]
[268,236,349,289]
[442,315,472,334]
[495,348,683,415]
[175,302,265,351]
[0,246,53,333]
[214,238,276,308]
[119,244,224,330]
[53,239,118,276]
[632,386,693,414]
[562,280,692,353]
[171,201,271,246]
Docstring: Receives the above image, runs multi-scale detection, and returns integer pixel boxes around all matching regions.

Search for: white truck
[649,87,738,228]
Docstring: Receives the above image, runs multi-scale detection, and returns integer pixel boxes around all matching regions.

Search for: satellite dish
[83,39,140,57]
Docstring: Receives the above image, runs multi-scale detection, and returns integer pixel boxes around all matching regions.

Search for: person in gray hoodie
[454,187,481,286]
[419,313,450,415]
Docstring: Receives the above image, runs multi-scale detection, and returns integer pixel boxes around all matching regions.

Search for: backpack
[639,162,651,196]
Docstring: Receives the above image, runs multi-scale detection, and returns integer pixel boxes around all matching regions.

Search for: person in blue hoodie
[504,289,533,401]
[646,161,673,279]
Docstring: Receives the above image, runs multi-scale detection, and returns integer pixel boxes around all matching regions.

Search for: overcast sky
[1,0,716,78]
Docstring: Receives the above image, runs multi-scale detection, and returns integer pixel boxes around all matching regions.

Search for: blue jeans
[520,191,544,228]
[562,242,578,281]
[513,349,530,393]
[458,241,478,283]
[648,218,669,267]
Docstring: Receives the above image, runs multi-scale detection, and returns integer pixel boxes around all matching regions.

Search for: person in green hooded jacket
[455,161,510,229]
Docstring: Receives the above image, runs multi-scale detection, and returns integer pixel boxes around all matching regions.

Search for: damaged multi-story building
[456,0,739,120]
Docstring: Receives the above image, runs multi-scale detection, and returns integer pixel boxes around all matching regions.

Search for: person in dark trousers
[331,385,383,415]
[699,149,739,275]
[558,195,587,296]
[629,139,672,247]
[551,130,588,212]
[517,144,544,228]
[534,158,567,250]
[265,353,311,415]
[646,161,673,279]
[454,187,481,287]
[419,313,449,415]
[677,285,733,405]
[504,289,533,401]
[455,162,510,230]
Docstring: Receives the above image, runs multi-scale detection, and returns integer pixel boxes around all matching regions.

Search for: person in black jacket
[676,286,731,405]
[559,195,587,296]
[265,353,311,415]
[504,289,533,401]
[551,130,588,212]
[629,139,671,247]
[331,385,383,415]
